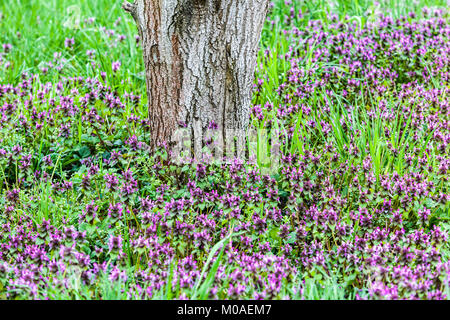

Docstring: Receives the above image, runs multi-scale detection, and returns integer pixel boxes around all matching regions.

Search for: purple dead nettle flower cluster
[0,4,450,299]
[0,41,13,70]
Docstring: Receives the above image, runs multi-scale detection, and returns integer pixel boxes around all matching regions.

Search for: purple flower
[108,235,123,253]
[112,60,121,73]
[64,37,75,48]
[104,173,119,191]
[108,203,123,220]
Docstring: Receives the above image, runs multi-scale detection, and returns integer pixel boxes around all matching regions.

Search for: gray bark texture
[123,0,269,155]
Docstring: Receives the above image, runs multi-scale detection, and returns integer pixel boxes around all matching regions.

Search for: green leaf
[77,145,91,158]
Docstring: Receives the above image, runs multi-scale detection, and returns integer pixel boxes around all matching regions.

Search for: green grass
[0,0,145,102]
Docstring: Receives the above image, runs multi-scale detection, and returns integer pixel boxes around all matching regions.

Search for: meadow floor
[0,0,449,299]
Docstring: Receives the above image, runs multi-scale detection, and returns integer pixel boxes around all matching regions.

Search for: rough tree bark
[123,0,269,158]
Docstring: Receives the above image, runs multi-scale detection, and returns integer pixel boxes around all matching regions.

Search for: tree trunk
[123,0,269,159]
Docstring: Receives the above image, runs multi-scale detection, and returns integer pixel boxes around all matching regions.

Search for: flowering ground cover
[0,0,449,300]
